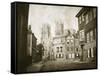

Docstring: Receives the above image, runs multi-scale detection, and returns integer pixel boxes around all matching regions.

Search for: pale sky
[28,4,82,44]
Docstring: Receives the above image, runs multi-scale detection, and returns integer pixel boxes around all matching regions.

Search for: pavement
[26,60,96,72]
[27,61,43,72]
[40,60,96,72]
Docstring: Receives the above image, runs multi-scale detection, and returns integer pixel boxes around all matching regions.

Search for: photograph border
[11,1,98,74]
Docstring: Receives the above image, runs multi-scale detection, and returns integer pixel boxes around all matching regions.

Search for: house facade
[76,7,97,62]
[53,35,66,61]
[52,22,80,62]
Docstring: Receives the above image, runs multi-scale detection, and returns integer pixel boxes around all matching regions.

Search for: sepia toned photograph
[11,2,97,74]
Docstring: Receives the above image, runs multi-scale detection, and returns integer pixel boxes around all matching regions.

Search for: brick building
[32,33,37,62]
[53,22,80,62]
[76,7,97,62]
[53,35,66,61]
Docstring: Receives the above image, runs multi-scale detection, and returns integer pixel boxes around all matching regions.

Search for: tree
[36,43,44,61]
